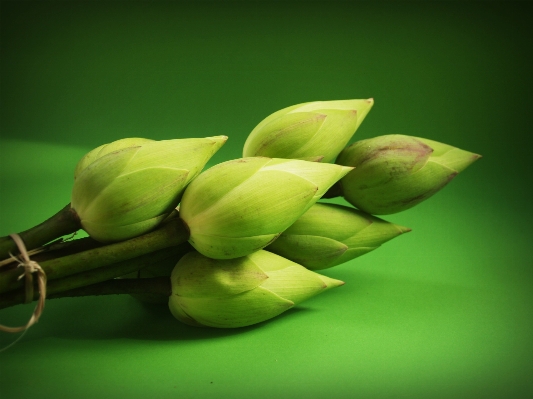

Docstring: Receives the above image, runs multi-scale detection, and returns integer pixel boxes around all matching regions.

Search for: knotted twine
[0,234,47,333]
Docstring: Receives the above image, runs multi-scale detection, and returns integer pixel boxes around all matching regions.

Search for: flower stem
[0,243,190,310]
[0,217,189,295]
[0,204,81,261]
[0,278,172,310]
[51,277,172,300]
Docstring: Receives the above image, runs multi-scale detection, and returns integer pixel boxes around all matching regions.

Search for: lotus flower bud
[179,157,353,259]
[267,202,410,270]
[243,99,374,163]
[335,135,481,215]
[71,136,227,242]
[168,250,344,328]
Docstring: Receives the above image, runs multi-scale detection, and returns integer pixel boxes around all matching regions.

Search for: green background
[1,1,532,398]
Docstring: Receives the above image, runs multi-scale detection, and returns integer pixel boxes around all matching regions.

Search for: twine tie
[0,234,47,334]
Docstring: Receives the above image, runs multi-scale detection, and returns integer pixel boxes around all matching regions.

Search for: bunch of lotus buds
[0,98,481,330]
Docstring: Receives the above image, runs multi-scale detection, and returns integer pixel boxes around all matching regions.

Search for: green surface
[1,1,532,398]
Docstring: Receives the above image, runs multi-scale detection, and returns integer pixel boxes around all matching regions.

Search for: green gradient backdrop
[1,2,532,399]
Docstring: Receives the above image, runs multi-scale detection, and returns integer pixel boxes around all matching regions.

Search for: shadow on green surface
[97,299,312,341]
[0,293,316,346]
[2,267,521,347]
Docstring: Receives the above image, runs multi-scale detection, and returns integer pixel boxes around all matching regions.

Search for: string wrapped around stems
[0,234,47,333]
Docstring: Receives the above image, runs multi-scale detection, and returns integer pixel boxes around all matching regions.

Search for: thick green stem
[0,278,172,310]
[50,277,172,299]
[0,243,190,310]
[0,204,81,261]
[0,217,189,294]
[51,277,172,300]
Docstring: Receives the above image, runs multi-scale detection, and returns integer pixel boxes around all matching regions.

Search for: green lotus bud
[74,138,155,179]
[243,99,374,163]
[169,250,344,328]
[267,202,410,270]
[179,157,353,259]
[71,136,227,242]
[335,135,481,215]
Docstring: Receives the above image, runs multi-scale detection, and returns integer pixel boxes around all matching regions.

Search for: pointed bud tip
[209,135,228,144]
[341,165,355,175]
[319,275,345,289]
[206,135,228,155]
[396,225,412,234]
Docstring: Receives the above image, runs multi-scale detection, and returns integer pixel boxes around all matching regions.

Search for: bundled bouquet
[0,99,480,331]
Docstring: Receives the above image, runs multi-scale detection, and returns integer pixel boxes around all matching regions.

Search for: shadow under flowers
[0,293,316,344]
[1,267,514,346]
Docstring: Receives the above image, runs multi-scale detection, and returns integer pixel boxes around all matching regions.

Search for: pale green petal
[338,134,481,215]
[123,137,226,177]
[168,294,204,327]
[72,136,226,242]
[282,203,372,241]
[244,99,374,162]
[71,146,139,214]
[167,250,344,328]
[317,274,345,290]
[243,112,326,158]
[248,251,344,304]
[170,251,267,298]
[344,160,457,214]
[96,138,153,158]
[267,234,348,270]
[353,98,374,131]
[292,108,358,163]
[190,169,317,237]
[415,137,457,157]
[290,99,374,131]
[337,136,433,189]
[81,213,167,243]
[261,265,329,305]
[175,286,294,328]
[182,158,352,259]
[188,232,281,260]
[180,157,271,220]
[266,203,410,269]
[262,159,353,198]
[343,218,409,248]
[247,250,294,272]
[74,138,155,179]
[245,103,304,141]
[417,137,481,172]
[290,99,371,113]
[81,167,189,224]
[74,143,106,179]
[243,102,309,157]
